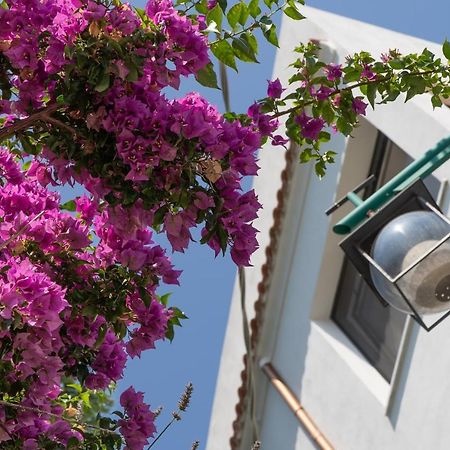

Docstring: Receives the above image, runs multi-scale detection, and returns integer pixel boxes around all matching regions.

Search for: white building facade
[207,7,450,450]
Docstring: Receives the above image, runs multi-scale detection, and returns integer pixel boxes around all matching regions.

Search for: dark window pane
[333,261,406,381]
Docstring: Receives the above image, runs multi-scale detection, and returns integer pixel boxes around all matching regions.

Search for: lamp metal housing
[340,179,450,331]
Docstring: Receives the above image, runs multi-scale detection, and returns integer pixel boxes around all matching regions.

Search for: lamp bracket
[325,175,376,216]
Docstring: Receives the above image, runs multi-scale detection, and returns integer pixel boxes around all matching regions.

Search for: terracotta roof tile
[229,144,298,450]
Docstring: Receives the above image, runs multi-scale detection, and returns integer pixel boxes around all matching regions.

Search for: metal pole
[261,362,334,450]
[333,136,450,234]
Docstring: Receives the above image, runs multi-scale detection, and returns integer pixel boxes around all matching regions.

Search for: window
[332,133,441,382]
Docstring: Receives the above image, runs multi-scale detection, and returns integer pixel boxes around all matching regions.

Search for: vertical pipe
[261,362,334,450]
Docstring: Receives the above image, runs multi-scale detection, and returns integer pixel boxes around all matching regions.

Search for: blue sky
[119,1,450,449]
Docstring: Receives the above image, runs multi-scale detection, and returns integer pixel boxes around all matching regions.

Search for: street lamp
[327,136,450,330]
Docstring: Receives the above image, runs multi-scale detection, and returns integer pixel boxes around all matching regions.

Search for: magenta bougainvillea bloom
[267,78,284,99]
[119,387,156,450]
[352,97,368,115]
[295,112,326,140]
[324,63,343,81]
[361,64,377,80]
[0,0,406,446]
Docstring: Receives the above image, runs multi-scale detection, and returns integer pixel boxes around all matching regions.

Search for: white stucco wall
[207,7,450,450]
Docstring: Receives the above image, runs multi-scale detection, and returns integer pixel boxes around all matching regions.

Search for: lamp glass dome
[370,211,450,314]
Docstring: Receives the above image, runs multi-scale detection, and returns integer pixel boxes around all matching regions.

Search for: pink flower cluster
[0,147,171,448]
[0,0,87,113]
[119,387,156,450]
[0,0,275,446]
[85,85,264,265]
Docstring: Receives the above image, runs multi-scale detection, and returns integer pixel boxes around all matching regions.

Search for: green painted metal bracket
[333,136,450,235]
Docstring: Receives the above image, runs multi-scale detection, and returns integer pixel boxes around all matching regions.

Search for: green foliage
[278,43,450,175]
[193,0,289,79]
[443,39,450,60]
[232,35,259,62]
[283,0,305,20]
[206,4,223,31]
[210,40,237,70]
[227,2,249,29]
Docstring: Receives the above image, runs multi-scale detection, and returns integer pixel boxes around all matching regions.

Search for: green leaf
[299,148,312,163]
[95,73,111,93]
[66,383,83,393]
[112,410,125,419]
[166,323,175,341]
[404,76,426,102]
[210,40,237,71]
[238,2,249,25]
[227,3,244,29]
[207,4,223,31]
[152,205,168,229]
[367,83,377,108]
[443,39,450,60]
[259,17,279,47]
[315,160,326,178]
[94,323,107,349]
[159,293,171,306]
[336,117,353,136]
[125,64,139,82]
[195,62,220,88]
[195,0,208,14]
[283,2,305,20]
[343,68,360,83]
[80,391,91,409]
[217,225,228,254]
[321,103,335,124]
[248,0,261,18]
[218,0,227,11]
[324,150,337,163]
[138,286,152,308]
[243,31,258,53]
[67,437,81,449]
[388,59,405,70]
[232,36,259,63]
[22,160,31,171]
[19,135,38,155]
[171,307,188,320]
[60,199,77,212]
[431,95,443,108]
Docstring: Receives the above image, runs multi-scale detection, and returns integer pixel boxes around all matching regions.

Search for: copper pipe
[261,362,334,450]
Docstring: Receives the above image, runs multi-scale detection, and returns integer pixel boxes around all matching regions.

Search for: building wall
[207,7,450,450]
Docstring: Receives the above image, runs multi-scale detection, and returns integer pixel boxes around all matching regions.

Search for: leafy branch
[272,68,444,119]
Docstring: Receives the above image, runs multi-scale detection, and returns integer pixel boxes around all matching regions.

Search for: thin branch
[41,113,80,138]
[148,417,176,449]
[271,68,442,119]
[182,0,200,15]
[0,210,45,251]
[0,103,61,143]
[0,399,120,436]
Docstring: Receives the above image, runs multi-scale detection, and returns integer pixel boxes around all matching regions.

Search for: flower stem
[148,417,176,449]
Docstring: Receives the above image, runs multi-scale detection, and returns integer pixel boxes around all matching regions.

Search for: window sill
[311,319,391,407]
